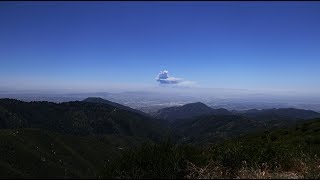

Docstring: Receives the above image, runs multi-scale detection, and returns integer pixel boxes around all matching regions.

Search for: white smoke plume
[155,70,196,87]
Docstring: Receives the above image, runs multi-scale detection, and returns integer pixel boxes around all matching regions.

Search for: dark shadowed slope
[0,128,150,178]
[82,97,149,116]
[170,114,270,144]
[237,108,320,121]
[103,118,320,179]
[154,102,231,122]
[0,98,166,141]
[170,108,320,144]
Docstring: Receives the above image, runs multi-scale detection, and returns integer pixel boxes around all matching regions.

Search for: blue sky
[1,2,320,94]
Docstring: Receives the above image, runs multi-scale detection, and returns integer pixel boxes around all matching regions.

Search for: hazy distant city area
[1,91,320,113]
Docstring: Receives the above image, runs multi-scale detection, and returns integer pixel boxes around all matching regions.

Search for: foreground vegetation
[0,119,319,178]
[104,119,320,179]
[0,129,149,178]
[1,119,319,178]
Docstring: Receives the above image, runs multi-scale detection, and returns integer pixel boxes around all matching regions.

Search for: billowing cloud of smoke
[156,70,183,84]
[155,70,195,86]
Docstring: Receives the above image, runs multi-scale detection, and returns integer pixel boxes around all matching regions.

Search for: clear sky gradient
[1,2,320,95]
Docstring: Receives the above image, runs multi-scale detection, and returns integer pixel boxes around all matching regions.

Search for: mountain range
[152,101,320,123]
[1,97,320,178]
[1,97,320,144]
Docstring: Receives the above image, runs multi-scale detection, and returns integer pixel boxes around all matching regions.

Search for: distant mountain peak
[183,102,209,107]
[154,102,231,121]
[83,97,109,102]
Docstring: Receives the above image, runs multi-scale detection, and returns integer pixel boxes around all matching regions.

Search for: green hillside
[171,114,293,144]
[105,118,320,179]
[0,99,165,141]
[0,119,319,179]
[82,97,149,117]
[154,102,230,122]
[1,98,320,179]
[0,128,150,178]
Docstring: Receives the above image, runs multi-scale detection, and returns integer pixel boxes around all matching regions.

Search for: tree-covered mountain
[237,108,320,121]
[168,106,320,144]
[152,102,320,144]
[0,98,166,141]
[170,114,293,144]
[82,97,149,117]
[2,98,319,145]
[154,101,320,123]
[0,98,320,178]
[153,102,231,122]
